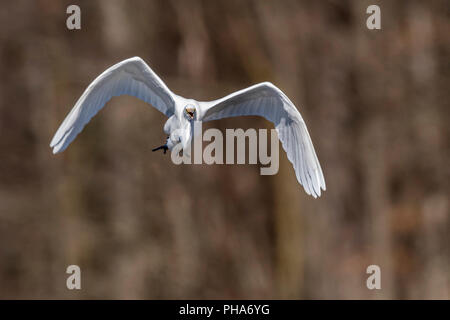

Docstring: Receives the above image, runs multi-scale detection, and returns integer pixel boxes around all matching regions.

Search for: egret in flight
[50,57,325,197]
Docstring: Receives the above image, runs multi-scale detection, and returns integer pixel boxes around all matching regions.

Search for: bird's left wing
[50,57,176,154]
[199,82,325,197]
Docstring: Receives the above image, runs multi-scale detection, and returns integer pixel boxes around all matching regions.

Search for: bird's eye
[185,108,195,119]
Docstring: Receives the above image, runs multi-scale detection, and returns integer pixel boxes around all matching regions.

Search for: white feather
[199,82,326,197]
[50,57,175,153]
[50,58,325,197]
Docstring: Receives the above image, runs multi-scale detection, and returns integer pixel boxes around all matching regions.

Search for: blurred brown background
[0,0,448,299]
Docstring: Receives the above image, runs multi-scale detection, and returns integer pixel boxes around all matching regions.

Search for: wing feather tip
[51,145,60,154]
[49,135,60,148]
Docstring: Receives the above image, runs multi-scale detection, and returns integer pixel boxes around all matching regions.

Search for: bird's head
[184,105,197,121]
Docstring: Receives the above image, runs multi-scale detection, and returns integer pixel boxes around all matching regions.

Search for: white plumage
[50,57,326,197]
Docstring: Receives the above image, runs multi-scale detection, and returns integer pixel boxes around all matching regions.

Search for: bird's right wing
[50,57,176,154]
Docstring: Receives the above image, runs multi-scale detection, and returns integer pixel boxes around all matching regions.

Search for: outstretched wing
[50,57,176,154]
[199,82,325,197]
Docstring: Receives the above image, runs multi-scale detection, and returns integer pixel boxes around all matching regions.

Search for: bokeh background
[0,0,448,299]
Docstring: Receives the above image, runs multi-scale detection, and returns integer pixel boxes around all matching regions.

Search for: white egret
[50,57,325,197]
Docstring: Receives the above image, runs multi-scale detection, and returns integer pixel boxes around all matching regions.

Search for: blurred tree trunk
[256,1,306,298]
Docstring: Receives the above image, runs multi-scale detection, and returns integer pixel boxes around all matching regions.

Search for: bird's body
[50,57,326,197]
